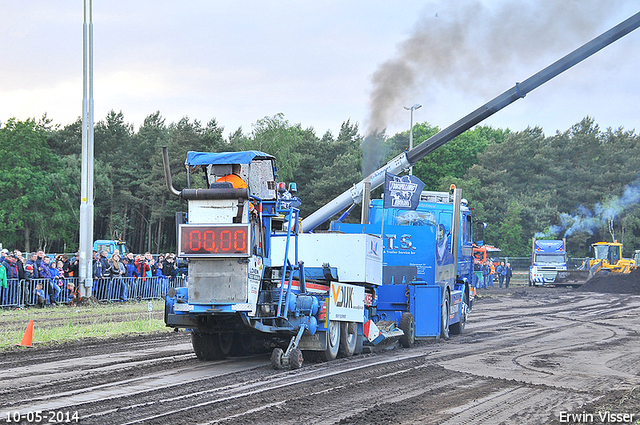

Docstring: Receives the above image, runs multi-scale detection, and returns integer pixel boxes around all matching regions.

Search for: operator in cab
[216,164,247,189]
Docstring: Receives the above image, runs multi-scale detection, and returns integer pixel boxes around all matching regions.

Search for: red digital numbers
[181,225,248,256]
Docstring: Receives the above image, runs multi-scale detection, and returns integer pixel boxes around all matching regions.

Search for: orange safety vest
[216,174,247,189]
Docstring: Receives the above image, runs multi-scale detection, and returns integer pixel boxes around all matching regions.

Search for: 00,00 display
[180,225,249,256]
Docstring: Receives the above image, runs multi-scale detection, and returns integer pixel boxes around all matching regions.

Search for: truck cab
[529,238,567,285]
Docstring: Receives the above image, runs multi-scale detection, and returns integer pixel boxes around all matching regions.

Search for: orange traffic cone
[17,320,34,347]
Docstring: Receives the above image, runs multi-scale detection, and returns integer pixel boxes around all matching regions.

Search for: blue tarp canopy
[186,151,274,166]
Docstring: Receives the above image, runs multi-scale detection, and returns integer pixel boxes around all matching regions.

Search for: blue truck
[331,189,474,340]
[529,238,568,286]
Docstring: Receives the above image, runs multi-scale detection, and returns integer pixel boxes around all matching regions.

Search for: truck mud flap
[364,320,403,346]
[166,313,199,328]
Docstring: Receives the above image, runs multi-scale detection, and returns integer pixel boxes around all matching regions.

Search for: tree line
[0,112,638,258]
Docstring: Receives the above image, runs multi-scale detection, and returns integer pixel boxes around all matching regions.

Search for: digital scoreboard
[178,224,250,257]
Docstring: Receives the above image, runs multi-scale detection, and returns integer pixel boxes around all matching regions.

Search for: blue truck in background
[93,239,129,259]
[529,238,568,286]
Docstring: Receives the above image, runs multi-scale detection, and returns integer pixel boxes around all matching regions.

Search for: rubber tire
[318,320,340,362]
[192,331,233,361]
[219,332,233,355]
[230,332,254,357]
[270,347,284,370]
[338,322,357,357]
[399,312,415,348]
[440,292,450,340]
[290,348,304,369]
[449,304,466,335]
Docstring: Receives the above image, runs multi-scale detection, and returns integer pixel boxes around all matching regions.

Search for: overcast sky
[1,1,639,139]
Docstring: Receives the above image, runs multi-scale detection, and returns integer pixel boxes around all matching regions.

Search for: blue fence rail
[0,276,186,308]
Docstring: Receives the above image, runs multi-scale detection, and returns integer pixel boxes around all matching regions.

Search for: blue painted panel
[411,285,441,337]
[376,284,409,311]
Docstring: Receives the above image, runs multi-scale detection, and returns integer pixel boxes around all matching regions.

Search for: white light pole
[79,0,94,298]
[404,103,422,175]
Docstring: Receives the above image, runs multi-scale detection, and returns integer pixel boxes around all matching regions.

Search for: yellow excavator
[586,241,635,274]
[559,241,635,286]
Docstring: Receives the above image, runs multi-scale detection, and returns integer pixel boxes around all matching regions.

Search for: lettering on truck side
[384,234,417,251]
[329,282,365,323]
[332,284,353,308]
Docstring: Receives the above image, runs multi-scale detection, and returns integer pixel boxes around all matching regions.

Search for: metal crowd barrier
[0,276,186,308]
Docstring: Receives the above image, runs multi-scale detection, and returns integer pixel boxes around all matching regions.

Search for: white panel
[271,233,382,285]
[189,199,238,223]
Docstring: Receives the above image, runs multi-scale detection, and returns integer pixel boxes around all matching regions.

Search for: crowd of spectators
[474,260,512,289]
[0,248,180,309]
[92,250,178,301]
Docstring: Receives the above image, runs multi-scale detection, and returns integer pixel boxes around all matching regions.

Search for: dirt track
[2,285,640,424]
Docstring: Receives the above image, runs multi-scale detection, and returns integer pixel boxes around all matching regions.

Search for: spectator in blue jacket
[93,250,110,299]
[497,262,505,288]
[122,257,140,301]
[39,256,60,304]
[34,282,46,307]
[482,261,490,289]
[154,265,169,299]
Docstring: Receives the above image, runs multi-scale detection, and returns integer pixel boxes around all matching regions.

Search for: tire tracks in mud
[3,290,640,424]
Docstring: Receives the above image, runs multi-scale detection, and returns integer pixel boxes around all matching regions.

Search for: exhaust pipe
[162,147,181,197]
[361,177,371,224]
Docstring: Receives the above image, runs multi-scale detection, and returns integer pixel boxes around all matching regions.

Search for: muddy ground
[2,276,640,425]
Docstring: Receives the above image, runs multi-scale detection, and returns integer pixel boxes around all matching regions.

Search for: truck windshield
[534,254,565,263]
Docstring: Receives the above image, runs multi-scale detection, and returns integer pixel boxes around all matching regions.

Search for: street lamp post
[404,103,422,175]
[79,0,94,298]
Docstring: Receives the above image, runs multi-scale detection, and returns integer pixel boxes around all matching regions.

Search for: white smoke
[555,179,640,237]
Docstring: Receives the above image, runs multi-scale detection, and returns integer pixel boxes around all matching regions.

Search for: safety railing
[0,276,186,308]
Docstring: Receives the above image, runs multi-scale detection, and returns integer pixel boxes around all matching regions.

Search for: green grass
[0,300,171,351]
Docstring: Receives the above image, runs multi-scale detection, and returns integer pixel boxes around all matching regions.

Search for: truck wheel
[338,322,357,357]
[318,320,340,362]
[289,348,304,369]
[399,312,415,348]
[270,347,284,370]
[191,331,233,360]
[230,332,254,356]
[440,294,450,340]
[219,333,233,356]
[449,304,466,335]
